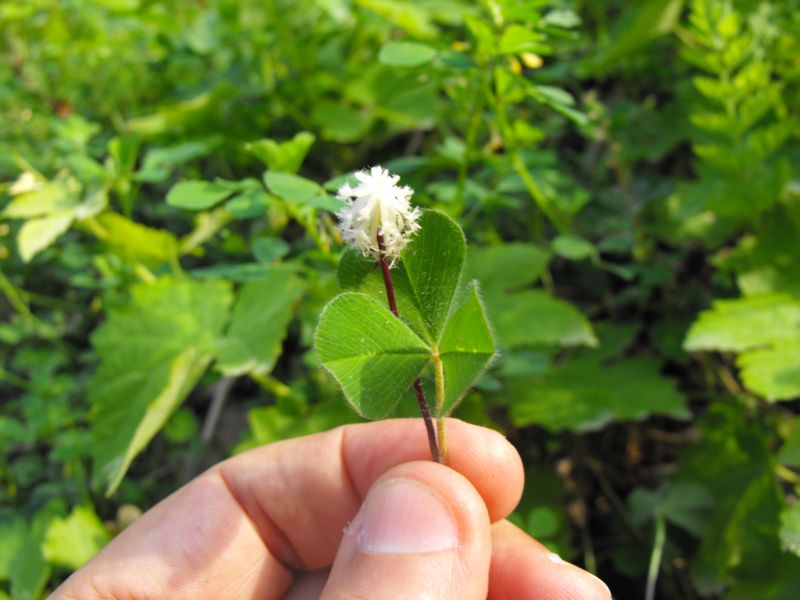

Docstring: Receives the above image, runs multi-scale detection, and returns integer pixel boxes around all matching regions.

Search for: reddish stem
[376,234,440,463]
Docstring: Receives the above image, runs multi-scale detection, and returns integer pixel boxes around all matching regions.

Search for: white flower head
[336,166,421,262]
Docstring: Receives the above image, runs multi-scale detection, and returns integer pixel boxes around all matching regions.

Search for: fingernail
[350,478,459,554]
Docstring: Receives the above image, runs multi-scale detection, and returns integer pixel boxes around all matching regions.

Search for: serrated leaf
[508,345,687,432]
[315,292,430,418]
[685,294,800,352]
[378,41,437,67]
[216,270,305,376]
[90,277,232,495]
[166,180,233,211]
[42,506,110,569]
[438,281,496,413]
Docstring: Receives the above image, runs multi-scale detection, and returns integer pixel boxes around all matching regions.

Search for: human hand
[50,419,611,599]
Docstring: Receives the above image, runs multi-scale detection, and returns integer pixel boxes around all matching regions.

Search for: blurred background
[1,0,799,598]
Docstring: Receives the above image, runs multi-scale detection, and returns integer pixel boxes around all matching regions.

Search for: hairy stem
[376,234,440,463]
[431,346,448,464]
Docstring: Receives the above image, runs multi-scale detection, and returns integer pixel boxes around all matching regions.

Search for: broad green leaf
[378,41,437,67]
[438,282,496,413]
[781,503,800,558]
[684,294,800,352]
[96,212,178,265]
[400,210,466,342]
[216,270,306,376]
[464,243,550,294]
[508,342,687,432]
[245,132,315,173]
[490,290,597,348]
[42,506,110,569]
[315,292,430,418]
[166,180,233,211]
[17,212,73,262]
[737,341,800,402]
[90,277,232,495]
[551,234,597,261]
[264,171,322,202]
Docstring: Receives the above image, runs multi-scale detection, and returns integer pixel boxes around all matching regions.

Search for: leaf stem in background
[376,234,440,463]
[431,346,448,464]
[645,515,666,600]
[0,269,34,324]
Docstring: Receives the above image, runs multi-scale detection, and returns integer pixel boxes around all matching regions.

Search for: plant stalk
[376,234,440,463]
[431,347,448,464]
[645,515,666,600]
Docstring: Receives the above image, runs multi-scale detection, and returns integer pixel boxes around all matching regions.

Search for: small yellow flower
[521,52,544,69]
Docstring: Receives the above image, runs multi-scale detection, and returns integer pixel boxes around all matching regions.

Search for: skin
[50,419,612,600]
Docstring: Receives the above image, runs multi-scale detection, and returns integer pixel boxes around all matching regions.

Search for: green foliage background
[1,0,799,597]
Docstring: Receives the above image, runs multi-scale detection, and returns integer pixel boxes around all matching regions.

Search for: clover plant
[315,167,496,462]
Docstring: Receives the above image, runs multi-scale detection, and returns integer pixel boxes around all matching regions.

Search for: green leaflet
[89,277,232,495]
[438,282,496,413]
[320,210,495,418]
[315,292,431,418]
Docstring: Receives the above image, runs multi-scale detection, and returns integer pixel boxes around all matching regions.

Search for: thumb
[320,461,492,600]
